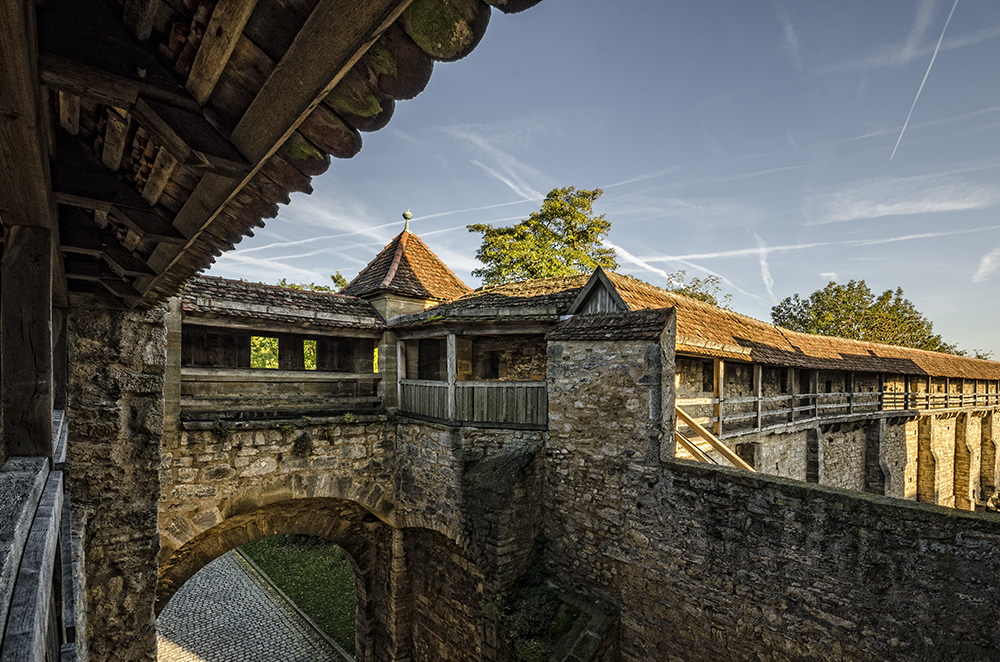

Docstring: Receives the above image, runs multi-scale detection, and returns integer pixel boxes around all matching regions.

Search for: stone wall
[67,299,166,662]
[544,330,1000,661]
[820,424,867,490]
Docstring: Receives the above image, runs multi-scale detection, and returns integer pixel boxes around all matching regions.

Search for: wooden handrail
[675,405,755,472]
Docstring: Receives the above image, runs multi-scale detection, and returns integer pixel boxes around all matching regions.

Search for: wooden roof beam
[133,98,249,176]
[52,137,187,245]
[138,0,415,298]
[59,207,157,278]
[186,0,260,106]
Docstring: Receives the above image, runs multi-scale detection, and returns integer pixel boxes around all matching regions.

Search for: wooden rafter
[138,0,416,296]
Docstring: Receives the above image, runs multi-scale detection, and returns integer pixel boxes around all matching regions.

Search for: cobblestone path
[157,551,343,662]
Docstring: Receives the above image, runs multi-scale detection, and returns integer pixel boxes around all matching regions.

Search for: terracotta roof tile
[341,230,471,301]
[182,275,384,329]
[548,309,673,341]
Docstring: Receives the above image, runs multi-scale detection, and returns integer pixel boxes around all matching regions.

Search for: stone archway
[157,497,392,660]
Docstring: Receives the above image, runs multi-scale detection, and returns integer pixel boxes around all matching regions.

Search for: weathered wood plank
[0,0,54,230]
[2,225,54,457]
[59,207,156,277]
[187,0,261,105]
[57,92,80,136]
[123,0,159,41]
[0,458,49,642]
[141,146,178,205]
[101,108,131,171]
[0,471,64,662]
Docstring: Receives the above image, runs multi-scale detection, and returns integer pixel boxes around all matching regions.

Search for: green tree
[277,271,348,293]
[666,270,732,308]
[468,187,617,286]
[771,280,959,353]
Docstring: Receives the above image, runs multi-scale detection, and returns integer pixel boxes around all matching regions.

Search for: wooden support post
[847,371,855,414]
[278,335,303,370]
[945,377,950,409]
[812,370,819,418]
[712,358,724,437]
[2,225,54,457]
[788,368,797,423]
[753,363,762,430]
[446,333,457,421]
[904,375,910,411]
[52,307,68,411]
[396,339,405,407]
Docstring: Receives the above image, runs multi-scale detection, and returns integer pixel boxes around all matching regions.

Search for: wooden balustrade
[400,379,547,428]
[180,366,381,418]
[677,387,1000,438]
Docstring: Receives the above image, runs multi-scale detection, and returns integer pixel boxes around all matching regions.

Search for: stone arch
[157,497,389,659]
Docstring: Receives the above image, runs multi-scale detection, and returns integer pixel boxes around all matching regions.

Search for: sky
[208,0,1000,357]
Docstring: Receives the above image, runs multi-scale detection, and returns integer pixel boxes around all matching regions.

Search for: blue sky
[210,0,1000,356]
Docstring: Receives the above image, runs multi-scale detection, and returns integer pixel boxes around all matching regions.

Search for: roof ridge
[380,231,409,288]
[186,274,358,300]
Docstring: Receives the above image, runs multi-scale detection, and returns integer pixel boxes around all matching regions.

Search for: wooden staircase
[674,406,755,471]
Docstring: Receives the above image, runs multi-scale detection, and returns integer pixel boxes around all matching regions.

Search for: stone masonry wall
[544,332,1000,661]
[882,419,909,498]
[820,425,867,490]
[159,418,397,567]
[67,299,166,662]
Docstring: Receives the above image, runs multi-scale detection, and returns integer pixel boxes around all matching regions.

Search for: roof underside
[0,0,541,309]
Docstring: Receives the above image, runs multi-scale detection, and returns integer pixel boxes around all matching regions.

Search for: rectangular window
[373,346,379,373]
[304,339,317,370]
[250,336,279,369]
[701,361,713,393]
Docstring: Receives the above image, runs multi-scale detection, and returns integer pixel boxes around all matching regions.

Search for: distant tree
[771,280,959,353]
[250,336,279,369]
[277,271,349,293]
[468,187,617,286]
[666,270,732,308]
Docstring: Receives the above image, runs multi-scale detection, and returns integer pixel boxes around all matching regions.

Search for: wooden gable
[566,267,629,316]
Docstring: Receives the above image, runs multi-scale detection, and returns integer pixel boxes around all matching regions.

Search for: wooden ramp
[674,406,755,472]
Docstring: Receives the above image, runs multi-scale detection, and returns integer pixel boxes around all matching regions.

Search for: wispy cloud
[441,122,551,201]
[891,0,960,160]
[213,252,326,284]
[637,223,1000,263]
[777,10,802,71]
[818,0,999,74]
[819,271,838,281]
[753,233,777,302]
[807,175,1000,225]
[972,246,1000,283]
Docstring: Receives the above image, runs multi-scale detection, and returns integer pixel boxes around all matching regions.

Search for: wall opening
[805,429,820,483]
[250,335,279,369]
[157,533,357,660]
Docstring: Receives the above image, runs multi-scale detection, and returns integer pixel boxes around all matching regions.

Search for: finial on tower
[402,207,412,232]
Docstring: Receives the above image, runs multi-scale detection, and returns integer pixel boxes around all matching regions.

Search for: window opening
[304,340,317,370]
[250,336,279,369]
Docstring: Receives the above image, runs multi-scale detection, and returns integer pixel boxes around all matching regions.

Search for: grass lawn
[240,535,356,654]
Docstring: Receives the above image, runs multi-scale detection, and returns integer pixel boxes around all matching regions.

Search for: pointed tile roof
[341,230,472,301]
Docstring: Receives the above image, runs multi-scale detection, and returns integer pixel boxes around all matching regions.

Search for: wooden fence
[400,380,547,428]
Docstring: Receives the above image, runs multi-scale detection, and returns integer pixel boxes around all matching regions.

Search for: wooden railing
[677,388,1000,439]
[400,379,547,428]
[0,412,78,662]
[675,406,755,471]
[180,367,381,419]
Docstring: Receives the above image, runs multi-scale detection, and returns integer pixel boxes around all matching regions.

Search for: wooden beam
[141,147,179,205]
[133,97,249,176]
[187,0,260,105]
[52,138,187,245]
[0,0,54,230]
[59,207,156,277]
[753,363,762,430]
[38,0,199,112]
[101,107,131,171]
[138,0,415,295]
[123,0,159,41]
[712,358,724,437]
[57,91,80,135]
[2,225,54,457]
[675,406,755,472]
[447,333,457,420]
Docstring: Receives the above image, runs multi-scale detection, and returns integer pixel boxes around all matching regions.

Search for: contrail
[890,0,959,160]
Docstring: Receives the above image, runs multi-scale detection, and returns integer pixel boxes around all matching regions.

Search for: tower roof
[341,230,472,301]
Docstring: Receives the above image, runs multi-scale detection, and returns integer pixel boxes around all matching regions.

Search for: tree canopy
[277,271,349,293]
[770,280,959,353]
[666,270,731,308]
[467,187,617,286]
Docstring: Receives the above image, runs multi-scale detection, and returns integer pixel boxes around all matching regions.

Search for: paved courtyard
[157,551,345,662]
